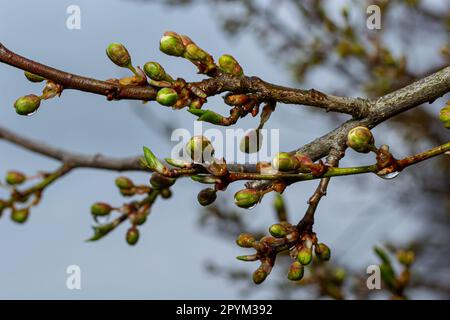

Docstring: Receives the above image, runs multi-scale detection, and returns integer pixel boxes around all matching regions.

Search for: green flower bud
[24,71,45,83]
[156,87,178,106]
[346,126,375,153]
[186,136,214,163]
[236,233,256,248]
[11,208,29,224]
[297,246,313,265]
[287,261,304,281]
[160,32,186,57]
[150,173,175,189]
[160,188,172,199]
[234,189,262,209]
[5,171,26,185]
[271,152,300,171]
[268,223,288,238]
[126,227,140,246]
[397,250,415,267]
[439,104,450,128]
[106,43,132,68]
[218,54,243,76]
[90,202,113,216]
[315,243,331,261]
[143,61,173,82]
[14,94,41,116]
[197,188,217,206]
[252,267,268,285]
[115,176,134,190]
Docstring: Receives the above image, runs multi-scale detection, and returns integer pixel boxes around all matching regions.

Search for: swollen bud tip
[346,126,375,153]
[14,95,41,116]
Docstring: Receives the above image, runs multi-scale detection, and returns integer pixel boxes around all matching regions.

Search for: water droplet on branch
[377,171,400,180]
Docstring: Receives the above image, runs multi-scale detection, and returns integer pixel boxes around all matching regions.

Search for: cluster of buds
[13,73,63,116]
[236,222,331,284]
[439,102,450,129]
[160,31,217,75]
[0,170,52,224]
[88,173,174,245]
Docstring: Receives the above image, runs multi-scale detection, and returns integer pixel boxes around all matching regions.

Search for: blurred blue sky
[0,0,445,299]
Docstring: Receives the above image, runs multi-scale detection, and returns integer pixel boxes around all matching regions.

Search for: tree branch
[0,42,369,116]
